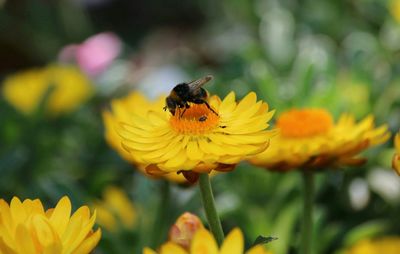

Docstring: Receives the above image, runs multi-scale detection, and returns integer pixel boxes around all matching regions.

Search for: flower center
[276,108,333,138]
[169,104,219,135]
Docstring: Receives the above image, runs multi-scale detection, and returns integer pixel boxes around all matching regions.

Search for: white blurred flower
[135,65,189,99]
[259,7,296,67]
[368,168,400,204]
[349,178,370,211]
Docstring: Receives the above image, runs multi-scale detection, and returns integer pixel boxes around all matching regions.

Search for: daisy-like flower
[93,186,136,232]
[392,132,400,174]
[118,91,275,180]
[144,228,273,254]
[2,64,93,116]
[345,237,400,254]
[250,108,390,171]
[0,196,101,253]
[103,91,188,183]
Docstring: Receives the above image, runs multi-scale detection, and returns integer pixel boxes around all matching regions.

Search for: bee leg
[179,104,190,117]
[203,101,218,116]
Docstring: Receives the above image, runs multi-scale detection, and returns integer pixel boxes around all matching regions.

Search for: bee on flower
[116,76,276,182]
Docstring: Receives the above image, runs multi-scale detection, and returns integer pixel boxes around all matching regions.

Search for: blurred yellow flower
[144,228,273,254]
[2,64,93,115]
[346,237,400,254]
[93,186,136,231]
[393,132,400,175]
[102,91,188,183]
[118,91,275,180]
[250,108,389,171]
[389,0,400,22]
[0,196,101,254]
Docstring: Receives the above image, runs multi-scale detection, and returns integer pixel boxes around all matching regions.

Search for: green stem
[301,170,314,254]
[199,173,224,245]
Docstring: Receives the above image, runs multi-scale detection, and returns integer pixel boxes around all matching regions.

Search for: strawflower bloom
[2,64,93,115]
[393,132,400,174]
[144,228,273,254]
[93,186,136,231]
[118,91,275,180]
[345,237,400,254]
[0,196,101,253]
[250,108,390,171]
[103,91,188,183]
[168,212,205,250]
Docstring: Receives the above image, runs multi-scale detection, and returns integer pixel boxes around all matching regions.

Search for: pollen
[169,104,220,135]
[276,108,333,138]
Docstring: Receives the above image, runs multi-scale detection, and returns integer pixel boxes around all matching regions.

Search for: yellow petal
[186,141,204,161]
[15,225,37,254]
[219,92,236,115]
[190,229,218,254]
[233,92,257,114]
[31,215,61,249]
[42,243,63,254]
[0,200,13,236]
[10,197,27,226]
[246,245,271,254]
[64,208,96,253]
[71,228,102,254]
[0,237,16,254]
[163,149,188,169]
[49,196,71,236]
[220,228,244,254]
[159,242,188,254]
[143,247,158,254]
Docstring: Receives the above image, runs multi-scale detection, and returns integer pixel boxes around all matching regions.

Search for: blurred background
[1,0,400,253]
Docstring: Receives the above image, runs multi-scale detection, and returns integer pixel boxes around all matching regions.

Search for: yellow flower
[345,237,400,254]
[102,91,188,183]
[2,64,93,115]
[250,108,390,171]
[93,186,136,231]
[144,228,273,254]
[0,196,101,254]
[389,0,400,23]
[393,132,400,175]
[118,91,275,179]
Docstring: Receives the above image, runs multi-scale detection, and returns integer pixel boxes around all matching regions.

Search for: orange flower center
[169,104,219,135]
[276,108,333,138]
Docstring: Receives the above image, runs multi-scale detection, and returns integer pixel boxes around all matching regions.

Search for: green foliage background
[1,0,400,253]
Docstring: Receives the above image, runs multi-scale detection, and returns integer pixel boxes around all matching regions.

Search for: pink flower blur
[59,32,121,76]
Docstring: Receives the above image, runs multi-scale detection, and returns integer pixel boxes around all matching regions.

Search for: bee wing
[188,75,213,91]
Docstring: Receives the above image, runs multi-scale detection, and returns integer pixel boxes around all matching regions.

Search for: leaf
[252,235,278,247]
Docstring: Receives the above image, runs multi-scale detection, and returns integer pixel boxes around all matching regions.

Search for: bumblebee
[164,75,217,116]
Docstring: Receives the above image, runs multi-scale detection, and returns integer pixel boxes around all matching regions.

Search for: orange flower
[250,108,389,171]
